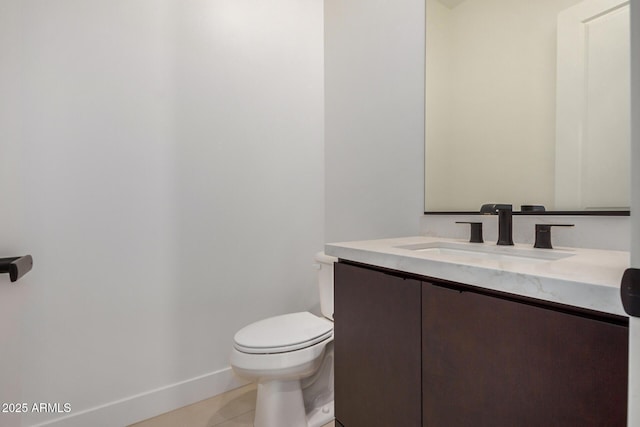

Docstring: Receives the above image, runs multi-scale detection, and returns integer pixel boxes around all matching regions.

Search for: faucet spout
[496,207,514,246]
[480,204,514,246]
[480,203,512,215]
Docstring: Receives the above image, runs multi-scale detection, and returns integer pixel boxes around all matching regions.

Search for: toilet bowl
[230,252,337,427]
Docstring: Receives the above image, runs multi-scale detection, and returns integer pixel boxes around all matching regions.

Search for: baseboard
[28,367,250,427]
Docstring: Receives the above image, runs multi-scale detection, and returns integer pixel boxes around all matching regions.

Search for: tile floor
[129,384,335,427]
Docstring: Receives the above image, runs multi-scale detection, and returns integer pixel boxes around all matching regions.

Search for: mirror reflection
[425,0,630,212]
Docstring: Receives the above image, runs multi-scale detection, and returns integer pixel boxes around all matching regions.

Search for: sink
[395,241,575,263]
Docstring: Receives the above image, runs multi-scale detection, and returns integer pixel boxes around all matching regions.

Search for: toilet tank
[314,252,337,320]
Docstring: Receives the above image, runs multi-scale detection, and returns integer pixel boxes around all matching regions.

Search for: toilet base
[254,379,334,427]
[306,400,334,427]
[255,379,306,427]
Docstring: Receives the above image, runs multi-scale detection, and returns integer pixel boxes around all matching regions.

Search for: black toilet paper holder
[0,255,33,282]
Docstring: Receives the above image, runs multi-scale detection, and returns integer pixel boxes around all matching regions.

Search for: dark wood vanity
[334,261,629,427]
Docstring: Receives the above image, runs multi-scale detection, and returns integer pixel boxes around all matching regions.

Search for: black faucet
[480,204,514,246]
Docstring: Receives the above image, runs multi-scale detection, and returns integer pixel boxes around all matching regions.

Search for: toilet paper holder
[0,255,33,282]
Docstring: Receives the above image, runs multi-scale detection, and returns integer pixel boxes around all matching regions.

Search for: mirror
[425,0,630,212]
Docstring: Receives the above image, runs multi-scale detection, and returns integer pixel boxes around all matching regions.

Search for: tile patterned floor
[128,384,335,427]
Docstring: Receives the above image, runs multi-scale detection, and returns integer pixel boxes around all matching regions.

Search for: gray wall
[324,0,426,243]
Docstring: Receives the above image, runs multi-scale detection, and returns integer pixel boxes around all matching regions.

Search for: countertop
[325,236,630,317]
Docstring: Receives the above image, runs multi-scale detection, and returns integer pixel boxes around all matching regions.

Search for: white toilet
[230,252,337,427]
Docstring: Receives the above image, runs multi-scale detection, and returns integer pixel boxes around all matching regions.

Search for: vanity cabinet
[423,280,628,426]
[334,261,629,427]
[334,262,422,427]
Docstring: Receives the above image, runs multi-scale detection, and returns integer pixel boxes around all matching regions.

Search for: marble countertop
[325,236,630,317]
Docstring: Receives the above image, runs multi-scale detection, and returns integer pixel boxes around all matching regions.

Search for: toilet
[230,252,337,427]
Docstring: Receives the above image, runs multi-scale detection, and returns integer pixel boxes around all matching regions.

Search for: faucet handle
[534,224,574,249]
[456,222,484,243]
[0,255,33,282]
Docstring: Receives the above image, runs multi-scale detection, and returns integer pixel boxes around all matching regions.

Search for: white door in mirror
[556,0,630,210]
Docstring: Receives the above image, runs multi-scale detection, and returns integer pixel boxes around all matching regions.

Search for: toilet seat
[234,312,333,354]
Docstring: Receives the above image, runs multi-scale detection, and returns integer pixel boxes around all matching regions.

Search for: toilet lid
[233,312,333,354]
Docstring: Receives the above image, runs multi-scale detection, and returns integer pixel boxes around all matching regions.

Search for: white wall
[0,2,25,426]
[629,0,640,423]
[0,1,324,425]
[324,0,425,243]
[632,0,640,261]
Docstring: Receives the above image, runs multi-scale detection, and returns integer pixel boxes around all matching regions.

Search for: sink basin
[395,241,575,263]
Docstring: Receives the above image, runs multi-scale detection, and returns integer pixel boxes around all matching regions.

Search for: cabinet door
[334,263,422,427]
[422,282,628,427]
